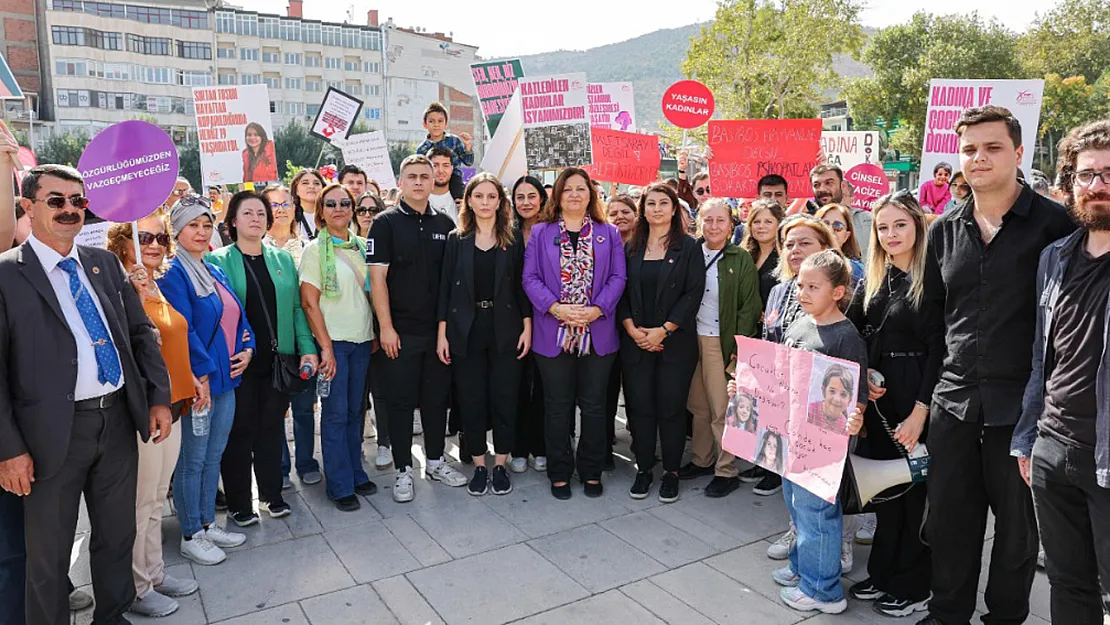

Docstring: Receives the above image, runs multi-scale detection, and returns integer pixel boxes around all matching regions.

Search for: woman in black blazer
[618,182,706,504]
[437,173,533,496]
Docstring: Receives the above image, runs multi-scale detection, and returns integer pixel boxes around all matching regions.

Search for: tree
[177,140,202,191]
[273,120,340,181]
[388,141,416,176]
[1019,0,1110,83]
[1036,73,1110,174]
[844,12,1023,163]
[37,131,91,167]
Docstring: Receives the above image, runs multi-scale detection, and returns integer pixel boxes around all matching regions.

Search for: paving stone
[512,590,667,625]
[618,579,716,625]
[406,543,588,625]
[481,482,632,538]
[647,562,804,625]
[381,516,452,567]
[296,479,383,531]
[209,603,308,625]
[371,574,445,625]
[527,524,665,592]
[648,504,744,552]
[323,521,421,583]
[600,511,718,568]
[407,499,526,559]
[704,541,792,603]
[365,467,476,519]
[667,487,791,546]
[278,493,326,538]
[299,584,400,625]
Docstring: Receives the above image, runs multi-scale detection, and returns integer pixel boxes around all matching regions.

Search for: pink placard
[722,336,858,502]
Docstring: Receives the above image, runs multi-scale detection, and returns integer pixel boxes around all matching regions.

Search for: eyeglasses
[137,231,171,247]
[324,199,353,210]
[270,201,292,210]
[823,221,847,233]
[33,195,90,210]
[172,188,187,197]
[355,207,382,216]
[1076,170,1110,187]
[694,186,710,196]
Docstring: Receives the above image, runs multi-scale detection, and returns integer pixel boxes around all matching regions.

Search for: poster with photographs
[520,72,593,169]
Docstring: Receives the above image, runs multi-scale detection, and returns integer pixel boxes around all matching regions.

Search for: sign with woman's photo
[722,336,859,502]
[192,84,279,187]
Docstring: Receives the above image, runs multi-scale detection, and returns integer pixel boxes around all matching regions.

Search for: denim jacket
[1012,229,1110,488]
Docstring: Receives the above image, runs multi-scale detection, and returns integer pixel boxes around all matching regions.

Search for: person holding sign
[618,183,706,503]
[241,122,278,185]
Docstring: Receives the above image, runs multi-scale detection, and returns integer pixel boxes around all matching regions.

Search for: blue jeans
[174,391,236,538]
[0,491,24,625]
[784,478,844,603]
[321,341,372,499]
[282,380,320,478]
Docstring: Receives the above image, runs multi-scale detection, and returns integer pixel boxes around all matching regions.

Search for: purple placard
[460,166,477,185]
[78,121,179,222]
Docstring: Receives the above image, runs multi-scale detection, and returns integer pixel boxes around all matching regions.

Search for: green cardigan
[715,243,762,364]
[206,244,317,357]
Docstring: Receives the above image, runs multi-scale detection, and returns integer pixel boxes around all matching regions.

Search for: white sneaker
[203,525,246,549]
[767,525,795,560]
[155,574,199,597]
[375,445,393,470]
[127,589,179,617]
[393,467,414,503]
[426,459,468,487]
[841,536,854,573]
[531,456,547,472]
[364,411,377,439]
[509,457,528,473]
[180,535,226,566]
[855,512,876,545]
[779,586,847,614]
[412,410,423,436]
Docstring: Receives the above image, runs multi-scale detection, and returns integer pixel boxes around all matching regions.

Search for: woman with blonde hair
[816,203,863,281]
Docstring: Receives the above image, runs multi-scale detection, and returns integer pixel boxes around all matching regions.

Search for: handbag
[243,256,309,395]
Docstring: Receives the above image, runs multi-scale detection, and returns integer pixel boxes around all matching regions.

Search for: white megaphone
[845,445,930,508]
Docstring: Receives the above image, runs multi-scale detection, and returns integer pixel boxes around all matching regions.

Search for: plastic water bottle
[299,363,314,380]
[191,401,210,437]
[316,374,331,398]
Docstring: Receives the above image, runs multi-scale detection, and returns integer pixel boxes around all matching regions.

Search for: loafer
[705,476,741,498]
[583,480,603,498]
[334,495,361,511]
[551,483,572,500]
[354,481,378,496]
[677,462,714,480]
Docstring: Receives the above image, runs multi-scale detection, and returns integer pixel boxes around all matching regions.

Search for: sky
[229,0,1046,58]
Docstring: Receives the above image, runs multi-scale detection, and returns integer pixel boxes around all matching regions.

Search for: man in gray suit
[0,164,172,625]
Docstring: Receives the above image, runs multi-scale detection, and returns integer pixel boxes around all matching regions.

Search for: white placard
[334,131,397,190]
[311,87,363,141]
[192,85,278,187]
[588,82,636,132]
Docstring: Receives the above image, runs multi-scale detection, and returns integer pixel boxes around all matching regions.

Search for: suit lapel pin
[596,235,605,244]
[91,266,100,275]
[668,258,675,264]
[729,268,734,274]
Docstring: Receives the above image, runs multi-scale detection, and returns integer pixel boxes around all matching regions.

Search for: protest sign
[921,79,1043,178]
[472,59,524,137]
[589,82,636,132]
[845,163,889,211]
[722,336,860,502]
[662,80,714,129]
[310,87,363,141]
[460,167,477,185]
[77,121,179,223]
[193,85,278,187]
[708,119,823,198]
[334,131,397,190]
[75,221,110,249]
[0,52,22,99]
[481,88,527,185]
[520,72,592,170]
[821,131,881,170]
[583,128,660,186]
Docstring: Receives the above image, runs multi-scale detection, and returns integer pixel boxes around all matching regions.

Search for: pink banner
[722,336,858,502]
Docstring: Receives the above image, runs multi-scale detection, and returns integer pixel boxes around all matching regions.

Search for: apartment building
[1,0,47,141]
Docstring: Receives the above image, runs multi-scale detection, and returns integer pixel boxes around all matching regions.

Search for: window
[303,23,321,44]
[284,53,302,65]
[263,76,280,89]
[139,66,171,84]
[280,20,300,42]
[173,9,209,29]
[363,107,381,120]
[217,47,235,59]
[287,102,304,116]
[52,26,84,46]
[54,59,87,76]
[235,13,258,36]
[306,80,322,92]
[342,27,359,49]
[216,11,235,33]
[363,61,380,73]
[304,55,321,68]
[241,74,262,85]
[362,30,381,51]
[84,2,124,18]
[54,28,123,51]
[365,84,381,97]
[178,71,212,87]
[218,73,237,86]
[259,17,279,39]
[127,34,171,56]
[325,57,341,70]
[345,83,361,95]
[262,51,280,64]
[128,6,172,24]
[239,48,259,61]
[344,60,358,72]
[284,77,302,90]
[52,0,81,11]
[307,104,320,118]
[326,80,342,90]
[322,25,340,47]
[270,101,282,114]
[177,41,212,60]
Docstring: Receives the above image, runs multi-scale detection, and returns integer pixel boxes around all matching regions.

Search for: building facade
[1,0,48,142]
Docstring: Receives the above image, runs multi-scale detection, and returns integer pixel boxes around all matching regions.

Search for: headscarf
[170,195,217,298]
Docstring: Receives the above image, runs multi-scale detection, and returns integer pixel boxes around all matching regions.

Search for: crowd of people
[0,100,1107,625]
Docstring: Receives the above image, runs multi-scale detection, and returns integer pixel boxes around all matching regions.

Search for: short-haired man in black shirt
[338,164,368,200]
[920,106,1076,625]
[1011,119,1110,625]
[366,154,468,503]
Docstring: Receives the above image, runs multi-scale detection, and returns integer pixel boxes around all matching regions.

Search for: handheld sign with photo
[333,131,397,190]
[708,119,822,198]
[662,80,714,129]
[193,85,278,187]
[0,52,23,99]
[472,59,525,137]
[583,128,660,186]
[520,73,592,170]
[845,163,889,211]
[311,87,364,141]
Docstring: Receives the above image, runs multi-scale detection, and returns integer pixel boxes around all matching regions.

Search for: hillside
[499,23,874,130]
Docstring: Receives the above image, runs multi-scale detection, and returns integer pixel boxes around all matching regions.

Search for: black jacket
[437,231,531,358]
[617,234,706,365]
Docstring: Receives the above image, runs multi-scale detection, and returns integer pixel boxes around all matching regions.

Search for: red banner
[708,119,823,198]
[583,128,661,186]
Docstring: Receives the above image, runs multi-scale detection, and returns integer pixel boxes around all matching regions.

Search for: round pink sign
[77,121,179,222]
[845,163,889,211]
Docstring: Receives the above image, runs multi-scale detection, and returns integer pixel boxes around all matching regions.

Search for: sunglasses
[823,221,847,233]
[138,231,171,247]
[34,195,90,210]
[355,207,382,216]
[324,199,353,210]
[694,187,710,196]
[177,194,212,210]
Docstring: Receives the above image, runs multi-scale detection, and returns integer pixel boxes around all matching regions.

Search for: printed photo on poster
[806,361,855,436]
[520,73,592,169]
[726,392,759,433]
[193,85,278,187]
[755,428,786,474]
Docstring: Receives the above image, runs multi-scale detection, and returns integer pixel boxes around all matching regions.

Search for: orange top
[143,292,195,405]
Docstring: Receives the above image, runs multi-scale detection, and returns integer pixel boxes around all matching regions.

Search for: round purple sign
[77,121,179,222]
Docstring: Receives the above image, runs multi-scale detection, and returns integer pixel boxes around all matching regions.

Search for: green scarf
[321,233,366,299]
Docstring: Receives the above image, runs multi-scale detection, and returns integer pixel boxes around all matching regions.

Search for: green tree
[1036,73,1110,173]
[37,131,91,167]
[273,120,340,180]
[844,12,1023,162]
[388,141,416,176]
[1019,0,1110,83]
[177,140,202,191]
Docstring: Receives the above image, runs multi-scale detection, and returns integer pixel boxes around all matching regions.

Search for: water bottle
[299,363,314,380]
[191,401,210,437]
[316,374,331,398]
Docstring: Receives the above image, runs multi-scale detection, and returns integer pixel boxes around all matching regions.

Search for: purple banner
[78,121,179,222]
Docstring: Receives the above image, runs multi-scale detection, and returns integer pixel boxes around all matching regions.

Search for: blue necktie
[57,258,122,386]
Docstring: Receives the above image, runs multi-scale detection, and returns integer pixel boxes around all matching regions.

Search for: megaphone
[843,445,930,511]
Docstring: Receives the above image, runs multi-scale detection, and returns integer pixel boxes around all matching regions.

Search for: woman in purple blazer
[523,167,627,500]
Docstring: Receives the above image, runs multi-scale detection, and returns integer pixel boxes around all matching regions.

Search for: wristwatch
[664,328,673,339]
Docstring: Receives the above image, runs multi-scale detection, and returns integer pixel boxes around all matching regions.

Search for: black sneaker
[875,594,930,618]
[334,494,360,511]
[658,472,680,503]
[265,499,291,518]
[229,510,259,527]
[629,471,652,499]
[491,465,512,495]
[738,466,766,483]
[215,489,228,511]
[551,483,572,500]
[354,480,378,496]
[583,480,603,498]
[468,466,489,496]
[913,617,944,625]
[704,476,741,498]
[677,462,714,480]
[849,579,884,601]
[753,472,782,496]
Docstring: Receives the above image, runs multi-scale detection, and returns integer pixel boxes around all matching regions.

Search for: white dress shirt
[696,243,722,337]
[28,234,125,400]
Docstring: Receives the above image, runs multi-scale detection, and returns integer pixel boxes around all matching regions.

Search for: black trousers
[605,356,623,448]
[869,483,931,601]
[512,353,546,459]
[1031,433,1110,624]
[925,408,1038,625]
[622,351,697,473]
[535,351,615,483]
[453,314,521,458]
[380,333,450,470]
[0,490,24,625]
[24,401,137,625]
[223,372,289,513]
